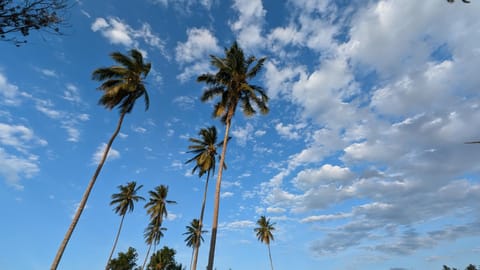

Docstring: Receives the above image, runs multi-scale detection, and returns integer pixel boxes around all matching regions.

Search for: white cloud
[293,164,353,190]
[91,17,166,54]
[172,96,195,110]
[0,123,45,189]
[266,207,286,214]
[220,191,234,198]
[150,0,213,11]
[0,73,22,106]
[301,213,352,223]
[220,220,255,231]
[0,148,39,190]
[231,123,254,146]
[63,84,82,104]
[0,123,47,151]
[175,28,221,82]
[92,143,120,164]
[230,0,266,51]
[275,122,305,140]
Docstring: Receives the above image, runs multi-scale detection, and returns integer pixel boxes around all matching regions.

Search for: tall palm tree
[198,41,269,270]
[254,216,276,270]
[183,219,207,270]
[106,181,145,269]
[185,126,223,270]
[142,185,176,270]
[51,49,151,270]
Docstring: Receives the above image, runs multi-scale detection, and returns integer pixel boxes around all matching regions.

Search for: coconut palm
[198,41,269,270]
[183,219,208,270]
[142,219,167,270]
[51,49,151,270]
[106,181,145,269]
[254,216,276,270]
[142,185,176,270]
[185,126,223,270]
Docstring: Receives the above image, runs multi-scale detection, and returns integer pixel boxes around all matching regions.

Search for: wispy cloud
[91,143,120,164]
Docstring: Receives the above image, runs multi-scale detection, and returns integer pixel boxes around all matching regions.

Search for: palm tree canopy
[110,181,145,216]
[197,41,269,123]
[183,219,208,248]
[186,126,227,178]
[254,216,275,245]
[145,185,177,224]
[92,49,151,114]
[144,219,167,246]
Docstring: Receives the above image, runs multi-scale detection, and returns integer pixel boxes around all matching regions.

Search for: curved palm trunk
[141,243,153,270]
[267,243,274,270]
[206,116,232,270]
[51,112,126,270]
[105,213,126,270]
[191,173,210,270]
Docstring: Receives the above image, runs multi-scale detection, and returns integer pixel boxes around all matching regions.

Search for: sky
[0,0,479,269]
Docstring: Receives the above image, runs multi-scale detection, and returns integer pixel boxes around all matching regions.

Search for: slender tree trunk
[267,243,274,270]
[206,116,232,270]
[189,247,194,270]
[142,243,153,270]
[51,112,126,270]
[192,173,210,270]
[105,213,126,270]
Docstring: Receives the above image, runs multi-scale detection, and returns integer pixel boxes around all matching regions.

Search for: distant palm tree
[51,49,151,270]
[183,219,208,270]
[142,185,176,270]
[198,41,269,270]
[254,216,276,270]
[106,181,145,270]
[185,126,223,270]
[143,219,167,270]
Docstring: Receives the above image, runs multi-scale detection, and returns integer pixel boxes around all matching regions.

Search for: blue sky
[1,0,480,269]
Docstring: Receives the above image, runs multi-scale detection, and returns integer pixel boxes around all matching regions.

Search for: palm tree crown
[145,185,177,224]
[255,216,275,245]
[186,126,223,178]
[92,49,151,114]
[184,219,208,248]
[198,41,269,123]
[111,181,145,216]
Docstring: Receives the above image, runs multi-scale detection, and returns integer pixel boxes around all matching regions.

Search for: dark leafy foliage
[147,246,185,270]
[108,247,140,270]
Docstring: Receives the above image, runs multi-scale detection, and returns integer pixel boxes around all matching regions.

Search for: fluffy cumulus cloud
[175,27,221,82]
[91,17,166,55]
[253,0,480,259]
[230,0,266,51]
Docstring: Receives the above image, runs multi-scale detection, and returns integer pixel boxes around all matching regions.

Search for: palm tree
[51,49,151,270]
[142,185,176,270]
[198,41,269,270]
[254,216,276,270]
[183,219,208,270]
[185,126,223,270]
[106,181,145,269]
[143,220,167,270]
